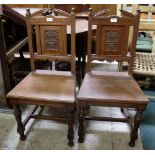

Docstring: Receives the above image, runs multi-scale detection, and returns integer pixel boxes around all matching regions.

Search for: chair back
[87,9,140,75]
[26,8,76,73]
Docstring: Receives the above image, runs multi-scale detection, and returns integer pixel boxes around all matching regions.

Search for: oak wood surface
[7,70,75,103]
[6,8,76,146]
[77,9,148,147]
[78,71,148,105]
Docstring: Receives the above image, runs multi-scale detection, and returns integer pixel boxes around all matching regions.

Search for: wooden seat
[6,8,76,147]
[78,71,148,105]
[77,9,148,147]
[7,70,75,104]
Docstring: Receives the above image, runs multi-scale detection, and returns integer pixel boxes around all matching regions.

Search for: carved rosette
[44,30,59,50]
[105,30,119,52]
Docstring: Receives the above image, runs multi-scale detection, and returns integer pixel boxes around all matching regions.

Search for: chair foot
[17,124,26,141]
[68,141,74,147]
[13,104,26,141]
[129,132,138,147]
[67,111,74,147]
[20,135,26,141]
[128,141,135,147]
[78,137,84,143]
[78,107,85,143]
[129,109,143,147]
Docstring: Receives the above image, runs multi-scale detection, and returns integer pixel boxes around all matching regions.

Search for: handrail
[6,37,28,62]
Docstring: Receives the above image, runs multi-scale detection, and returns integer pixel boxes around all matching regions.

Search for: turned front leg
[78,107,85,143]
[13,104,26,141]
[67,111,74,147]
[129,109,143,147]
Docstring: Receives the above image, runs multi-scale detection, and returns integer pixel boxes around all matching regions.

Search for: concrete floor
[0,106,143,150]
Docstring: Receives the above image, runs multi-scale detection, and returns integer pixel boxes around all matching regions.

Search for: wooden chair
[77,9,148,147]
[6,8,76,147]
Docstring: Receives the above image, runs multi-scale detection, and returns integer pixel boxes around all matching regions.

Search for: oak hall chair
[7,8,76,146]
[77,9,148,147]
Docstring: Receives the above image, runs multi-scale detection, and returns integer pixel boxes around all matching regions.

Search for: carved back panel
[26,8,76,73]
[40,25,67,55]
[87,9,140,74]
[96,25,129,57]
